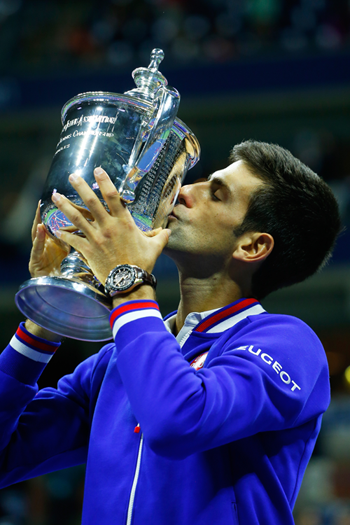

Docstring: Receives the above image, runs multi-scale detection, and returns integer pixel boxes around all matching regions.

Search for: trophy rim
[61,91,153,124]
[175,117,201,168]
[61,92,201,168]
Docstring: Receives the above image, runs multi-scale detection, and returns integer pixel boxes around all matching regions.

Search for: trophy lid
[125,48,169,101]
[61,49,172,123]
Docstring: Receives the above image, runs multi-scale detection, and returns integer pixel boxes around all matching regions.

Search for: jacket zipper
[126,433,144,525]
[179,329,192,348]
[125,328,192,524]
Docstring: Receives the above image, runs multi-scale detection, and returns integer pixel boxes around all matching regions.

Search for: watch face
[111,265,136,292]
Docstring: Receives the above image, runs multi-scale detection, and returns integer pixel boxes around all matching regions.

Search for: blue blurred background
[1,0,350,523]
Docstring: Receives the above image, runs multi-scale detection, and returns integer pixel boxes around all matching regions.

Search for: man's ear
[232,232,274,263]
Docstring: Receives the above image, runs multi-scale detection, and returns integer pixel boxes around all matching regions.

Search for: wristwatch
[104,264,157,297]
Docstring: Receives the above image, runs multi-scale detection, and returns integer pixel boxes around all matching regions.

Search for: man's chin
[163,230,180,253]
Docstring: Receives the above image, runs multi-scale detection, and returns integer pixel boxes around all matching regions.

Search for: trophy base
[15,276,113,342]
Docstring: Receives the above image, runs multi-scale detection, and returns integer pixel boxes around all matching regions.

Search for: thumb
[152,228,171,250]
[144,227,162,238]
[33,224,46,250]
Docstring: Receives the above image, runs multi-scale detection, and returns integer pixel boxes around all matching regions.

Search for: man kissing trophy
[15,49,200,342]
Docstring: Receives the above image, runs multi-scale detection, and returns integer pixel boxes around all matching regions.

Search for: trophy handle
[120,85,181,203]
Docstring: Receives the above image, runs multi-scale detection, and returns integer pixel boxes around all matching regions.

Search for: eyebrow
[207,175,232,196]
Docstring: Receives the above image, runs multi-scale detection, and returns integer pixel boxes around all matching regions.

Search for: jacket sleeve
[0,322,104,487]
[111,300,330,459]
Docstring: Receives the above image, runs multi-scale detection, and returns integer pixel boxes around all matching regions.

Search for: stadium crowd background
[0,0,349,71]
[0,0,350,524]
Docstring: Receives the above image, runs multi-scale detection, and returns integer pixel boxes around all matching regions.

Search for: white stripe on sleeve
[112,309,163,339]
[10,335,54,363]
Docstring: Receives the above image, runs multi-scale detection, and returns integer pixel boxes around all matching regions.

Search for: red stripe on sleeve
[109,300,160,328]
[16,326,59,353]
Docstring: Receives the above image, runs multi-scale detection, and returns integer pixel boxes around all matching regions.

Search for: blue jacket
[0,298,330,525]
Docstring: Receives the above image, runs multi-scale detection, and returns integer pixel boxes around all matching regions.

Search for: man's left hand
[51,167,171,287]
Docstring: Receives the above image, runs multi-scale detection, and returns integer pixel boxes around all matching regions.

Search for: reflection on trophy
[15,49,200,342]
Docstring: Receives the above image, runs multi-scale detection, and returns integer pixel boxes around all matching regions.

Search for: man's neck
[174,273,245,336]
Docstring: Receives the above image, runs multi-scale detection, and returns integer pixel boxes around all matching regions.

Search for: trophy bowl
[15,49,200,342]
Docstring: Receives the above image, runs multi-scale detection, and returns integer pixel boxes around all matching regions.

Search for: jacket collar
[194,298,265,334]
[164,298,266,345]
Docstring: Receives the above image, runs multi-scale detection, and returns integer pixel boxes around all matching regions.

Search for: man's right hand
[29,201,70,278]
[25,202,69,342]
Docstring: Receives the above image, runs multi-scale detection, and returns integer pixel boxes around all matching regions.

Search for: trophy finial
[149,49,164,71]
[126,48,168,101]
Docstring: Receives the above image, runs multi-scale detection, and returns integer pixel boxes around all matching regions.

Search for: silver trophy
[16,49,200,342]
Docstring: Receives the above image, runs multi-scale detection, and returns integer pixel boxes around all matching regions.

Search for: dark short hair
[231,140,341,300]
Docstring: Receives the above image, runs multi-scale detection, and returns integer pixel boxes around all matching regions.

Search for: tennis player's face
[165,160,264,264]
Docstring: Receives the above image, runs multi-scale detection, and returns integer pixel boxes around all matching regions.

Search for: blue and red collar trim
[194,298,262,334]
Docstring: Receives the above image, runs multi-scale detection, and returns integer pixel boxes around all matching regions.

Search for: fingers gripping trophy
[16,49,200,342]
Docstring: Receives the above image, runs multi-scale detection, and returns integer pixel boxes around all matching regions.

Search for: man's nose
[177,184,194,207]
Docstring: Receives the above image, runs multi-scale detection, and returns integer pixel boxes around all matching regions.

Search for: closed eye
[210,181,224,201]
[207,175,231,202]
[211,189,221,201]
